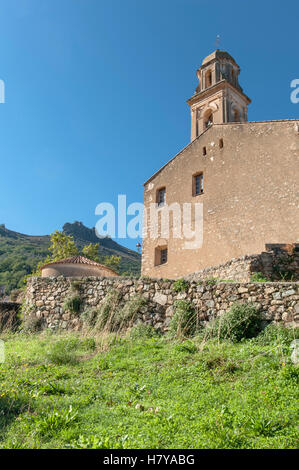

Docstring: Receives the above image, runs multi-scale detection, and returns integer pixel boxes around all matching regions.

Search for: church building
[141,50,299,279]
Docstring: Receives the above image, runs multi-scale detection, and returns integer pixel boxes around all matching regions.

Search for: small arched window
[204,110,213,129]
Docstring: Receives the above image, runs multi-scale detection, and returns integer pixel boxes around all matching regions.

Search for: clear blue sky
[0,0,298,250]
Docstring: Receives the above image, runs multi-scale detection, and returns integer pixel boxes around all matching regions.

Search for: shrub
[174,340,197,354]
[172,279,189,293]
[250,272,268,282]
[204,302,262,342]
[130,324,161,340]
[22,314,45,333]
[169,300,199,338]
[46,338,80,365]
[256,323,299,347]
[81,337,96,351]
[63,295,81,314]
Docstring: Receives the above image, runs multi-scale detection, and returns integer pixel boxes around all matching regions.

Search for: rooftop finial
[215,34,221,49]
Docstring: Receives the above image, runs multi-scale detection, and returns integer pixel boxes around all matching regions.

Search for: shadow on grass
[0,393,31,440]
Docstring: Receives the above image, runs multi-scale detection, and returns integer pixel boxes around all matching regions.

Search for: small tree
[24,230,122,282]
[49,230,79,260]
[82,243,100,262]
[103,255,121,273]
[27,231,79,277]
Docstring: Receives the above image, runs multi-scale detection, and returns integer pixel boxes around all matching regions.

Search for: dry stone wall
[184,247,299,283]
[24,276,299,332]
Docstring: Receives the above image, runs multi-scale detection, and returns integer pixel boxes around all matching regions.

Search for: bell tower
[187,50,251,141]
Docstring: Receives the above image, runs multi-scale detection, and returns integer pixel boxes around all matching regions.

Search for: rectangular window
[157,187,166,207]
[155,246,168,266]
[194,173,203,196]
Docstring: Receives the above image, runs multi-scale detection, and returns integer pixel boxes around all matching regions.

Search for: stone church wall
[142,121,299,279]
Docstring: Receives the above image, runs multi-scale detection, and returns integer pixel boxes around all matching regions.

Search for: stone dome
[202,50,236,66]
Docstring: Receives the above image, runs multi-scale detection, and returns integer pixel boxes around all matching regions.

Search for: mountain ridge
[0,222,141,294]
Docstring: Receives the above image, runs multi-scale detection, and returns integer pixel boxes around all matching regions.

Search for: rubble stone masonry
[25,276,299,332]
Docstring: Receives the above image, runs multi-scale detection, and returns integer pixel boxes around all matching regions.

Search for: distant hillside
[0,222,141,294]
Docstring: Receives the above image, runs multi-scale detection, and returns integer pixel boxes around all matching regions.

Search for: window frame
[155,246,168,266]
[193,172,204,196]
[156,187,166,207]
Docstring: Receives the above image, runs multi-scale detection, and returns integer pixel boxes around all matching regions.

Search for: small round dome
[202,50,236,66]
[41,256,118,278]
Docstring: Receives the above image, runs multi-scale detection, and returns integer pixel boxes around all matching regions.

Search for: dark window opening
[160,248,168,264]
[155,246,168,266]
[233,109,240,122]
[219,138,224,149]
[193,173,204,196]
[157,187,166,207]
[202,146,207,156]
[206,70,212,88]
[204,111,213,129]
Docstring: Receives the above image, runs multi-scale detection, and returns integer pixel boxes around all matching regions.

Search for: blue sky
[0,0,298,250]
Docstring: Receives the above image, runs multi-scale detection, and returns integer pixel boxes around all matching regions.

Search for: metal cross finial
[216,35,221,49]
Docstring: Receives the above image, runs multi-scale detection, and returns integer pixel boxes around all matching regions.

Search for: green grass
[0,329,298,449]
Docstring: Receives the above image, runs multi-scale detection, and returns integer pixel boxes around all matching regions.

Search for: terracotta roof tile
[41,256,117,273]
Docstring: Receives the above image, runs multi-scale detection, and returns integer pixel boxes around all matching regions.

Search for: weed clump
[250,272,268,282]
[46,338,80,365]
[204,302,262,342]
[35,406,78,435]
[63,295,81,314]
[22,314,45,333]
[172,279,189,293]
[169,300,199,338]
[255,322,299,347]
[82,290,146,334]
[129,324,161,340]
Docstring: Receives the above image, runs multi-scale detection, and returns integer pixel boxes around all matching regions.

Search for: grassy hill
[0,222,141,294]
[0,326,298,449]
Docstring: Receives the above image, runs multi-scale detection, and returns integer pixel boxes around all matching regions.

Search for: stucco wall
[41,263,117,278]
[142,121,299,278]
[24,276,299,331]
